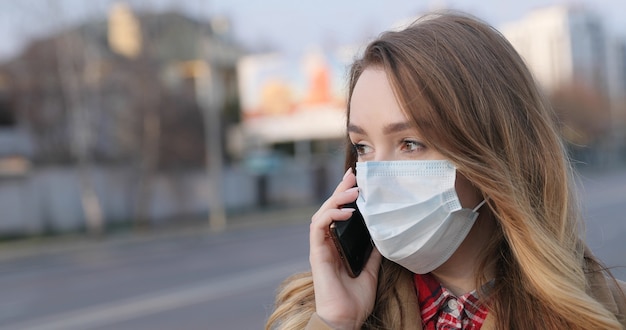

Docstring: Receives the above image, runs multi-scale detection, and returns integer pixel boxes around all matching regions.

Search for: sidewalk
[0,203,319,262]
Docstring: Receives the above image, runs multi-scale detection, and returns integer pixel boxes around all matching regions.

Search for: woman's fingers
[308,168,380,328]
[310,168,360,267]
[310,208,353,252]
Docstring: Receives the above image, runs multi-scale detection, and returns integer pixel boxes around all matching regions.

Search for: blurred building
[0,5,251,234]
[234,49,349,154]
[501,5,612,94]
[501,5,626,160]
[0,7,243,168]
[0,3,341,236]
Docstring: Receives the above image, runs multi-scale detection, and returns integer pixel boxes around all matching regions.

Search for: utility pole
[184,1,226,232]
[184,60,227,232]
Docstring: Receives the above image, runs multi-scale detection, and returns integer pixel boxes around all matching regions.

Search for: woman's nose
[373,149,396,162]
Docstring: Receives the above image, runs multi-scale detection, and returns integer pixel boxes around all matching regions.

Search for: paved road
[0,168,623,329]
[579,168,626,280]
[0,208,315,330]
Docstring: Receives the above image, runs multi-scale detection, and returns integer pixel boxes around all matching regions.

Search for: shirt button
[447,299,459,310]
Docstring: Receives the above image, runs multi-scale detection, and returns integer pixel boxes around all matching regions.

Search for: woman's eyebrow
[348,122,414,135]
[347,124,365,134]
[383,122,413,134]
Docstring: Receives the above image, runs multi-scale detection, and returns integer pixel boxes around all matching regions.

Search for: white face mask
[356,160,486,274]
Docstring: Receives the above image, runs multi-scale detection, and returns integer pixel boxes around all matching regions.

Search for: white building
[501,4,626,156]
[501,5,611,93]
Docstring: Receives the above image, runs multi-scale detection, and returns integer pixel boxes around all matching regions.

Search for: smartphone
[329,201,373,277]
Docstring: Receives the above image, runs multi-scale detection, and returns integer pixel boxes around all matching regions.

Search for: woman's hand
[309,168,382,329]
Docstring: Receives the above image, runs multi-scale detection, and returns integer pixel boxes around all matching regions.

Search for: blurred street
[0,1,623,329]
[580,167,626,280]
[0,168,621,330]
[0,206,316,330]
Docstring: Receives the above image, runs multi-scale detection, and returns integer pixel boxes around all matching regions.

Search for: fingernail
[340,208,355,213]
[345,187,359,194]
[343,168,352,180]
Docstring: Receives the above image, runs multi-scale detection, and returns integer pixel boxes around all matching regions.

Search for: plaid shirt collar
[414,273,489,330]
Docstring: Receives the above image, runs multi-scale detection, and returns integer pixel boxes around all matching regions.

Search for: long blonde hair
[266,12,622,329]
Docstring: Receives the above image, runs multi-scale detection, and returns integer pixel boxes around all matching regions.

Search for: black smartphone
[329,201,373,277]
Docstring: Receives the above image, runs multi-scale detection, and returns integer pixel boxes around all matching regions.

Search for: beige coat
[305,270,626,329]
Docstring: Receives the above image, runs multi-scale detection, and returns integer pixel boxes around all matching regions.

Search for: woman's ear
[454,173,483,209]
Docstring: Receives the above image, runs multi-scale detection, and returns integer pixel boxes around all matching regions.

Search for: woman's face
[348,67,482,209]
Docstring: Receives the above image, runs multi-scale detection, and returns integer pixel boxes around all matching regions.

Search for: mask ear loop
[472,198,488,213]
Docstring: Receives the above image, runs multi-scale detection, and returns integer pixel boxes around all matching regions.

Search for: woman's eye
[352,143,372,156]
[401,140,425,152]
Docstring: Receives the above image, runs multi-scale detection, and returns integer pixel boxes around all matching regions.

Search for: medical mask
[355,160,486,274]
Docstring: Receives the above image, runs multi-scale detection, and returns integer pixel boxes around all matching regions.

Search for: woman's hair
[266,11,622,329]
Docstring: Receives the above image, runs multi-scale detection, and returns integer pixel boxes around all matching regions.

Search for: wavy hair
[266,11,622,329]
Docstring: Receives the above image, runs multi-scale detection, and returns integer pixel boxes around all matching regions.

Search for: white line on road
[2,260,309,330]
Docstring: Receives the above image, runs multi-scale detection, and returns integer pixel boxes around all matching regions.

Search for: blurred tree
[549,82,611,146]
[54,2,107,235]
[0,4,244,230]
[1,9,240,165]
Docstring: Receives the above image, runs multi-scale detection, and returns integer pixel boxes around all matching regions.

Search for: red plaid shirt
[414,273,489,329]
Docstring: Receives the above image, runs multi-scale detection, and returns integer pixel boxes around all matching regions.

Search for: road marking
[2,260,309,330]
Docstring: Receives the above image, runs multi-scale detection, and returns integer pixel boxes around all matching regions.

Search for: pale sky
[0,0,625,59]
[207,0,626,54]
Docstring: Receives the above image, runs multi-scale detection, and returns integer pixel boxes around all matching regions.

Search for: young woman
[266,12,626,329]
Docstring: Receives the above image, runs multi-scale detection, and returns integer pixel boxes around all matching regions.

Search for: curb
[0,204,319,262]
